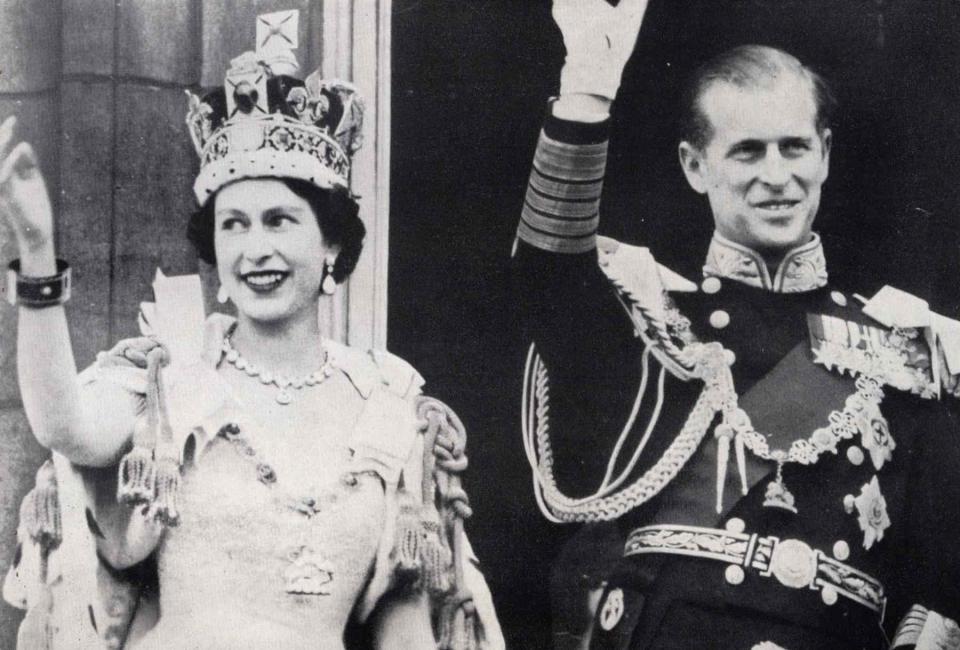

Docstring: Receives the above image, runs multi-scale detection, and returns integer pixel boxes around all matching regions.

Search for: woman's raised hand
[99,337,170,370]
[0,116,54,257]
[553,0,651,100]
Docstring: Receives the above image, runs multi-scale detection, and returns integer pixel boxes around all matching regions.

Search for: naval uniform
[514,109,960,649]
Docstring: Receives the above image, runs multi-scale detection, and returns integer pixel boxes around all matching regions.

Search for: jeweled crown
[186,10,364,204]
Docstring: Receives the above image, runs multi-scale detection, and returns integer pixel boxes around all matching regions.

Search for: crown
[185,10,364,204]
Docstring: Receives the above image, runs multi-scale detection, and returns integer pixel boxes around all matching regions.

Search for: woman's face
[214,179,333,326]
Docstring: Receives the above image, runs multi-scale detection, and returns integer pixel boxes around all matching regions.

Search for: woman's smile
[240,269,290,293]
[214,178,332,325]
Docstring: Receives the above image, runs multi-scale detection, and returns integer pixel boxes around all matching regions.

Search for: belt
[624,524,886,614]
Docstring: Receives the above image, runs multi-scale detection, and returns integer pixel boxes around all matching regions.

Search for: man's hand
[554,0,651,101]
[0,116,56,274]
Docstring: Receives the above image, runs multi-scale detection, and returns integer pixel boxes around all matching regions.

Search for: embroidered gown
[5,314,501,649]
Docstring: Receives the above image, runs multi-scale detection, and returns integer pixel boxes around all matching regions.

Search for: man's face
[679,75,831,256]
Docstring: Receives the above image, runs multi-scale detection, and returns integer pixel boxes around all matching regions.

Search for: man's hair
[679,44,837,150]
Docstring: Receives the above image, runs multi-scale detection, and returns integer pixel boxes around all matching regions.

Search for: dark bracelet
[6,259,72,308]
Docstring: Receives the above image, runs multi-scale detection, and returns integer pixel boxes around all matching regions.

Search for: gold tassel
[419,515,452,595]
[394,490,422,575]
[437,602,455,650]
[151,346,181,527]
[21,460,61,551]
[116,443,155,506]
[438,599,478,650]
[118,345,184,523]
[152,457,181,526]
[454,601,478,650]
[118,368,158,506]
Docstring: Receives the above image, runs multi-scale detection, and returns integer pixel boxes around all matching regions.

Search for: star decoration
[853,476,891,550]
[856,403,895,471]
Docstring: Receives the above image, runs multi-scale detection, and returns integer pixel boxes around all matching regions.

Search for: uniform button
[724,517,745,533]
[843,494,855,514]
[723,349,737,366]
[832,540,850,561]
[821,586,839,605]
[709,310,730,329]
[846,446,865,466]
[724,565,745,585]
[701,277,722,294]
[830,291,848,307]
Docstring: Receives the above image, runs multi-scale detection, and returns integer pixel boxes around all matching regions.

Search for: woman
[0,47,501,649]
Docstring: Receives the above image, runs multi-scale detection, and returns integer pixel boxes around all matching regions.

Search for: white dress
[4,314,502,649]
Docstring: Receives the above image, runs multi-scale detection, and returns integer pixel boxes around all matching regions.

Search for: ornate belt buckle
[767,539,817,589]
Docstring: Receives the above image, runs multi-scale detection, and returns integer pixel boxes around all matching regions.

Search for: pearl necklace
[221,335,334,405]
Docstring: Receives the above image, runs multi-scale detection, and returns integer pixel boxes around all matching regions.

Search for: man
[514,0,960,647]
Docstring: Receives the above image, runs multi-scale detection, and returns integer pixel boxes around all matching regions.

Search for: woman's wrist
[17,242,57,276]
[7,258,71,308]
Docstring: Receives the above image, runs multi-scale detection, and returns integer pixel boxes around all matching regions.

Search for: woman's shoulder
[325,341,426,400]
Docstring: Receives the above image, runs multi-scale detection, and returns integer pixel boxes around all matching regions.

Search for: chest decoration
[716,371,891,517]
[213,422,382,596]
[283,544,336,595]
[808,314,936,398]
[527,250,907,525]
[849,476,891,550]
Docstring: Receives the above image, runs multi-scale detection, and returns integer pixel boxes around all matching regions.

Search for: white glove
[553,0,651,100]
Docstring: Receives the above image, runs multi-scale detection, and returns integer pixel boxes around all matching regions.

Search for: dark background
[390,1,960,647]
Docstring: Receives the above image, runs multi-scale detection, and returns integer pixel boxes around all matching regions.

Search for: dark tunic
[515,110,960,649]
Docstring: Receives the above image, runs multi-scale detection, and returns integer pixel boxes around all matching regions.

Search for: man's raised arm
[516,0,650,256]
[512,0,653,498]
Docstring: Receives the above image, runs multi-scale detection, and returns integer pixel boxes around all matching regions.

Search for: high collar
[702,232,828,293]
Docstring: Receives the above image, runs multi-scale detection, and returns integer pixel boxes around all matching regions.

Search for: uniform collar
[703,231,828,293]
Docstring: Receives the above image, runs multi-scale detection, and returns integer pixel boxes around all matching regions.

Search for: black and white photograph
[1,1,959,648]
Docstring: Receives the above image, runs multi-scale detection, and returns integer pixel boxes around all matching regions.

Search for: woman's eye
[265,213,296,228]
[219,217,246,231]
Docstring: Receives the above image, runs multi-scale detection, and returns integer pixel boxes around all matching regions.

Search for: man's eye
[782,141,811,155]
[730,146,762,161]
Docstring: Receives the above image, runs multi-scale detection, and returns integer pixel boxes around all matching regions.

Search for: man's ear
[678,141,708,195]
[820,128,832,157]
[819,128,832,179]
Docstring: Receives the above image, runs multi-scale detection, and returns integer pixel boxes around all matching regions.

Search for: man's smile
[751,199,801,212]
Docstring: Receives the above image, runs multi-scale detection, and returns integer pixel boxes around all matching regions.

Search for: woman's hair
[186,178,365,283]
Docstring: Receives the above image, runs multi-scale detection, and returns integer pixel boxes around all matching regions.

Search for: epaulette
[596,236,697,309]
[595,236,698,377]
[861,285,960,377]
[808,285,960,399]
